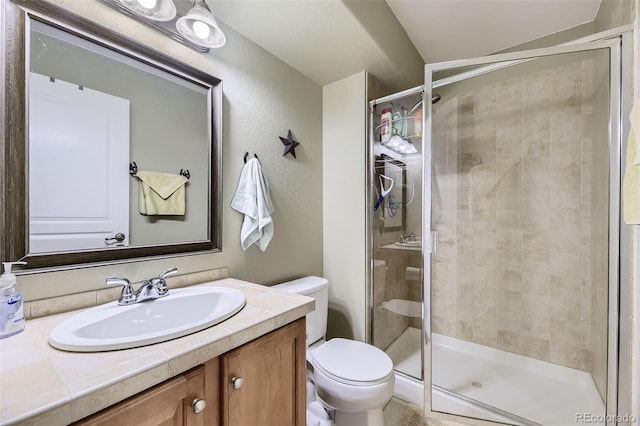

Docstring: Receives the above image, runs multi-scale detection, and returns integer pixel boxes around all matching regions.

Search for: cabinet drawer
[75,365,206,426]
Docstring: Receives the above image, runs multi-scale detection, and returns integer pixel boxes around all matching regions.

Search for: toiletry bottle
[0,261,27,339]
[380,108,392,143]
[413,108,423,137]
[400,106,408,137]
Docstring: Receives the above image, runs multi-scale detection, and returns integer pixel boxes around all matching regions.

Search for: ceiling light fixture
[102,0,226,52]
[176,1,226,48]
[115,0,176,22]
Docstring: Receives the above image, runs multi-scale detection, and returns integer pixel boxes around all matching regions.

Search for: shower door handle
[429,231,438,254]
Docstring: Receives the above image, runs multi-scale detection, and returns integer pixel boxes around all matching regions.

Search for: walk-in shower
[368,29,631,426]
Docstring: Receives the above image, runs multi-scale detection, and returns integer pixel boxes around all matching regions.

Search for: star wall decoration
[279,129,301,159]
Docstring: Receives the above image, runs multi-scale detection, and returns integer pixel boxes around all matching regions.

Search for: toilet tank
[272,276,329,346]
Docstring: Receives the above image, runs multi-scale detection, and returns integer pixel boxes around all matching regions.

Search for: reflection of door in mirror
[28,72,130,253]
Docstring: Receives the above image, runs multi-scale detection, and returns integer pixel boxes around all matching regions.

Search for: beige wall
[322,71,368,341]
[595,0,636,32]
[16,0,323,301]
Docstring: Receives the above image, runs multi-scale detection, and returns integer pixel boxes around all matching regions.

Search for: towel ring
[244,152,259,164]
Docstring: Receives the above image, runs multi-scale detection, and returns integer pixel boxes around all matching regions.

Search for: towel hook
[244,152,259,164]
[180,169,190,179]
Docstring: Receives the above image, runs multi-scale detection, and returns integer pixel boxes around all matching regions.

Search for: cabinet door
[220,318,306,426]
[75,365,206,426]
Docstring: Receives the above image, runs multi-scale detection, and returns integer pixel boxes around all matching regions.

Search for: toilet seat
[309,338,394,386]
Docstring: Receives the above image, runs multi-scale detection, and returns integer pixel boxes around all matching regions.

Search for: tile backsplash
[25,267,229,320]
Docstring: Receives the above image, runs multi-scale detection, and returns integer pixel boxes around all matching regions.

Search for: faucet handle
[106,277,136,305]
[150,268,177,297]
[159,268,178,280]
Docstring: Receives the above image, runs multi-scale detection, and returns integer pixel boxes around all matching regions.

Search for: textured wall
[17,0,323,300]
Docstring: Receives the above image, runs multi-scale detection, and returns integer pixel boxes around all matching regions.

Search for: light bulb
[192,21,211,40]
[137,0,157,9]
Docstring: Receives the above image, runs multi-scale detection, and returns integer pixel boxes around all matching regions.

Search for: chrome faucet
[106,268,178,305]
[399,233,415,243]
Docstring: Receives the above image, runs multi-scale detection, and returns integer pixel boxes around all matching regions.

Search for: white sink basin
[49,286,246,352]
[395,240,421,248]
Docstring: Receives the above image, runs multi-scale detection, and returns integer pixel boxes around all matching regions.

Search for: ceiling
[209,0,603,91]
[387,0,602,63]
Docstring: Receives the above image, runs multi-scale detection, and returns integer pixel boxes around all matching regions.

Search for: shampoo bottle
[0,261,27,339]
[380,108,392,143]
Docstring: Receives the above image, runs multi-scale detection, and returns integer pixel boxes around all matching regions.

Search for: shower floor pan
[385,327,605,426]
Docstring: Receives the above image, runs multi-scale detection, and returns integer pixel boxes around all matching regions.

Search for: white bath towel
[231,158,274,251]
[624,102,640,224]
[136,171,188,216]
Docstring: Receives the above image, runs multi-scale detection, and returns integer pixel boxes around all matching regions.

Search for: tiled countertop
[0,278,314,425]
[380,243,422,252]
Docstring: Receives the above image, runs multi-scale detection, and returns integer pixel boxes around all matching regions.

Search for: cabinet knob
[231,376,244,390]
[192,398,207,414]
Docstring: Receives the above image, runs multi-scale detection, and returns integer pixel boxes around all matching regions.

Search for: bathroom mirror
[1,1,222,270]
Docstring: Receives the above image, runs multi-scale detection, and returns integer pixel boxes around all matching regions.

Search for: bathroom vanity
[0,279,313,426]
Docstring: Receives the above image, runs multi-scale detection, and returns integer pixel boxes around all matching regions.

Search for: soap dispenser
[0,261,27,339]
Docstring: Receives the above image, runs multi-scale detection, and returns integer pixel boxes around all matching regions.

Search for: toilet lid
[310,338,393,385]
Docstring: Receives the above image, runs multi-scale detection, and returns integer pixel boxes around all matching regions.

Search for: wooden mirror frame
[1,0,223,270]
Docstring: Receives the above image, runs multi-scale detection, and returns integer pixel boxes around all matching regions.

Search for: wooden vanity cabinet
[73,318,306,426]
[74,365,208,426]
[220,318,306,426]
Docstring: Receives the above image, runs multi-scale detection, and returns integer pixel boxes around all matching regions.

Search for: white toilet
[273,276,395,426]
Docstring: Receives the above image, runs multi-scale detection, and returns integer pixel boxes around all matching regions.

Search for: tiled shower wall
[431,54,610,394]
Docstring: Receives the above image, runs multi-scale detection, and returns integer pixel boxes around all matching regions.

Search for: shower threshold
[433,333,605,425]
[385,327,605,425]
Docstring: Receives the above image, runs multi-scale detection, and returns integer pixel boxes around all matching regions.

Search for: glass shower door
[425,38,624,426]
[369,89,424,390]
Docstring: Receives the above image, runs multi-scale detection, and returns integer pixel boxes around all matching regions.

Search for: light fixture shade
[384,135,418,155]
[176,1,226,48]
[116,0,177,21]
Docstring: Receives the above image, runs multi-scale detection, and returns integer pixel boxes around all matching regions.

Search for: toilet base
[307,400,332,426]
[307,380,386,426]
[334,407,384,426]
